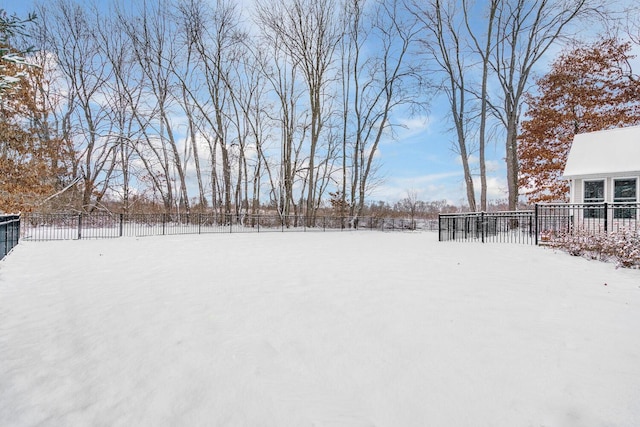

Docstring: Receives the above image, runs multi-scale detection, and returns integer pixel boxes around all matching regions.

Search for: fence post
[452,217,456,241]
[77,214,83,240]
[162,213,166,235]
[2,219,6,257]
[603,202,608,234]
[481,212,485,243]
[119,213,124,237]
[534,204,539,246]
[464,217,468,240]
[13,216,18,248]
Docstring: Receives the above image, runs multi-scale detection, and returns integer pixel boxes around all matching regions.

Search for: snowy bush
[607,230,640,268]
[551,229,640,269]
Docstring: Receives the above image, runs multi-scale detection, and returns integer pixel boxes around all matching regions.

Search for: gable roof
[563,126,640,179]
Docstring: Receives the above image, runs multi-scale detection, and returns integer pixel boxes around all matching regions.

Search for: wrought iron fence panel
[1,214,21,260]
[22,213,83,240]
[537,203,639,241]
[439,203,640,245]
[439,211,536,244]
[19,212,433,241]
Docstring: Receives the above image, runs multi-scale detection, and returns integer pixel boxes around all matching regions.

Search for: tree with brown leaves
[518,38,640,203]
[0,11,64,213]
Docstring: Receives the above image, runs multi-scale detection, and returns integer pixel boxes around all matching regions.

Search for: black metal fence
[536,203,639,243]
[1,214,21,260]
[439,202,640,245]
[20,212,439,241]
[438,210,536,244]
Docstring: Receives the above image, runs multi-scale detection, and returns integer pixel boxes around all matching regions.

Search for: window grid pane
[614,178,637,219]
[584,180,605,202]
[584,180,604,218]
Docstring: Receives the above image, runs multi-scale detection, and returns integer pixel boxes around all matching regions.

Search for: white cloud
[455,154,479,166]
[368,169,509,206]
[395,171,463,186]
[397,115,432,136]
[485,159,501,172]
[369,171,463,203]
[472,176,507,199]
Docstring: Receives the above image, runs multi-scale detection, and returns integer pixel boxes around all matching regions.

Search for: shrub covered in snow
[551,229,640,269]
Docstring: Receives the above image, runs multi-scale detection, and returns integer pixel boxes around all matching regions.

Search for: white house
[563,126,640,215]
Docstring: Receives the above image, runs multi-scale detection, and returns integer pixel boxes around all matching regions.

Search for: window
[584,180,604,218]
[614,178,637,219]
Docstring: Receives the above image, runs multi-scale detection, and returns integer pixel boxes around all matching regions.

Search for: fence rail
[439,202,640,244]
[536,203,639,242]
[438,210,536,244]
[1,214,21,260]
[13,203,638,246]
[20,212,438,241]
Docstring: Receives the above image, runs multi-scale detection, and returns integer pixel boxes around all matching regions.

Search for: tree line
[1,0,423,224]
[1,0,639,218]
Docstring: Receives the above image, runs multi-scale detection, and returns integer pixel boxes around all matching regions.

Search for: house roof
[563,126,640,179]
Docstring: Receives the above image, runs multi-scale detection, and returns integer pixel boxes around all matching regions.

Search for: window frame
[583,179,605,219]
[613,177,638,219]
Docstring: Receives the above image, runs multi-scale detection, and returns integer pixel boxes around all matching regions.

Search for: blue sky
[374,100,507,205]
[3,0,633,206]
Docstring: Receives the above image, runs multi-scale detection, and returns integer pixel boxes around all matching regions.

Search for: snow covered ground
[1,231,639,426]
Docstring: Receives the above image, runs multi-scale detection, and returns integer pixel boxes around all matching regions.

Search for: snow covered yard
[1,232,639,427]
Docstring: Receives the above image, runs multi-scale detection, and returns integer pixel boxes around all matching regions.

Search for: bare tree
[401,188,419,229]
[173,33,208,211]
[256,29,308,223]
[227,45,271,218]
[464,0,498,212]
[342,0,423,222]
[119,0,191,213]
[414,0,477,211]
[257,0,341,224]
[176,0,246,216]
[219,42,270,219]
[416,0,596,211]
[92,6,146,215]
[490,0,596,210]
[36,0,119,213]
[628,6,640,45]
